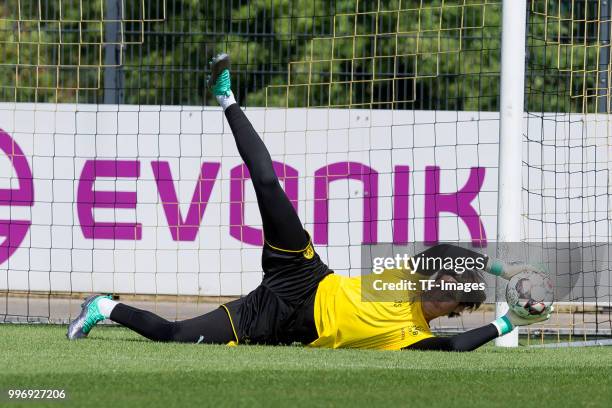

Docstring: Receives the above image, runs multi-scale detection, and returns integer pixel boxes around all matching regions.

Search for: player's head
[421,269,486,319]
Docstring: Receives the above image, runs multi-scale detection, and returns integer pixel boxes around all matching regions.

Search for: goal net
[0,0,610,343]
[523,0,611,340]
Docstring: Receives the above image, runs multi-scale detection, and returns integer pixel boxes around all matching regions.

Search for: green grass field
[1,325,611,408]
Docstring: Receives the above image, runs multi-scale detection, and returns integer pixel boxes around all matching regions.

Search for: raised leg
[224,104,308,250]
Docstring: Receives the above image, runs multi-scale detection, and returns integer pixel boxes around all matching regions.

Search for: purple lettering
[314,162,378,245]
[0,129,34,264]
[77,160,141,240]
[230,162,299,246]
[424,166,487,246]
[152,161,220,241]
[393,165,410,244]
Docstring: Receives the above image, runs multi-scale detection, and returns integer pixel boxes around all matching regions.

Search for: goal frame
[495,0,528,347]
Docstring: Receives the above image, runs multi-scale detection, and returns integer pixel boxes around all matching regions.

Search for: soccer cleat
[66,294,110,340]
[207,53,232,96]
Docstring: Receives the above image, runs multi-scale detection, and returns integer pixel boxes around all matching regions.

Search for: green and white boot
[207,53,235,109]
[207,53,232,95]
[66,295,111,340]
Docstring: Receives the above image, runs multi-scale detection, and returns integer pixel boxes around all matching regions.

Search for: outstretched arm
[413,244,539,281]
[404,307,553,352]
[405,324,498,352]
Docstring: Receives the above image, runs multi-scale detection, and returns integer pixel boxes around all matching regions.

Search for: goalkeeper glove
[485,259,539,281]
[491,306,554,336]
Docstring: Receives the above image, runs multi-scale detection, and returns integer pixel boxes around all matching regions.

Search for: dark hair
[437,269,487,318]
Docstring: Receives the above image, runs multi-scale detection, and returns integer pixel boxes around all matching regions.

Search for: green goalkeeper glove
[492,306,554,336]
[485,259,539,281]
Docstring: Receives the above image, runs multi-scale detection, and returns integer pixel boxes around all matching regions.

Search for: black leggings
[110,304,234,343]
[110,104,307,343]
[225,104,308,250]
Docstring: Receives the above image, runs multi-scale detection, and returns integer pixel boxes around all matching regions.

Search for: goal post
[0,0,611,343]
[495,0,528,347]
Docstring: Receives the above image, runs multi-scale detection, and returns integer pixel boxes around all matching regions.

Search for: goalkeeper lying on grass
[67,54,551,351]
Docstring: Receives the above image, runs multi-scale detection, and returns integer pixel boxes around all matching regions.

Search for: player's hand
[492,306,553,336]
[487,259,539,280]
[504,305,553,327]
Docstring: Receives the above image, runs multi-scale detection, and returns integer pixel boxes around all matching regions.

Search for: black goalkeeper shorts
[220,238,332,345]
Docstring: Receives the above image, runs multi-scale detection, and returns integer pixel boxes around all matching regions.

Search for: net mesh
[524,0,611,339]
[0,0,166,102]
[264,1,501,110]
[0,0,609,342]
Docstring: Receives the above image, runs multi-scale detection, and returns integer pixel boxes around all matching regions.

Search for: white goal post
[495,0,528,347]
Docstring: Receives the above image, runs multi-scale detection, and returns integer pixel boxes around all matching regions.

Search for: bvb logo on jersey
[303,243,315,259]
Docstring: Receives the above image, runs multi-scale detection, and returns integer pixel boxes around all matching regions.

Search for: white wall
[0,103,608,296]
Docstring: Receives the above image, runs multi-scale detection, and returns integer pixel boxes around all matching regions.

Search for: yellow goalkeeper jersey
[308,272,433,350]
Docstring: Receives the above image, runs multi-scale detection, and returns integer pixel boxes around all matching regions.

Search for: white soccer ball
[505,269,554,318]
